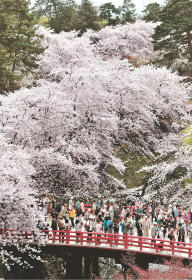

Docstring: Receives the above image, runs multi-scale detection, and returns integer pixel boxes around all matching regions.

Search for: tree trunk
[187,29,192,61]
[51,0,58,14]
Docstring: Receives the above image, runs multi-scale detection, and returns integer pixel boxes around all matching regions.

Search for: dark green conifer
[153,0,192,65]
[0,0,44,94]
[99,2,120,26]
[120,0,136,24]
[142,3,162,22]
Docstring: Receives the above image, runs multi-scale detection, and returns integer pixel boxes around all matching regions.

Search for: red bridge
[1,228,192,259]
[1,228,192,279]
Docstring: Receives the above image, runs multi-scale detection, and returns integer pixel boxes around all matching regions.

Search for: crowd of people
[39,196,192,245]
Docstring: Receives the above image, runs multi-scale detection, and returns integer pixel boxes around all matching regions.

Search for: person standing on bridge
[95,197,101,215]
[75,220,82,243]
[108,217,113,234]
[60,204,68,220]
[136,220,143,237]
[58,218,65,243]
[51,196,56,210]
[121,207,127,220]
[69,207,75,228]
[142,216,150,237]
[103,216,109,234]
[69,197,73,210]
[51,217,58,231]
[113,221,120,245]
[51,217,58,242]
[56,201,62,215]
[93,201,97,214]
[80,200,85,213]
[172,203,179,220]
[168,227,176,243]
[159,227,164,250]
[113,206,120,221]
[189,229,192,244]
[76,200,80,216]
[151,222,157,246]
[188,220,192,233]
[177,222,186,244]
[183,211,190,234]
[95,220,102,245]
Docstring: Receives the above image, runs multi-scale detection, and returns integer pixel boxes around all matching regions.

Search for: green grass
[106,144,153,189]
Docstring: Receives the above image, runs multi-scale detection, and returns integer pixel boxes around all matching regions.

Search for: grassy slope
[106,144,152,189]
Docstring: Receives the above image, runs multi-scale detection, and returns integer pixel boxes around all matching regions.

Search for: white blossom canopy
[0,21,191,230]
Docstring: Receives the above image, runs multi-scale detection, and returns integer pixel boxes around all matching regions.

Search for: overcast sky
[31,0,165,13]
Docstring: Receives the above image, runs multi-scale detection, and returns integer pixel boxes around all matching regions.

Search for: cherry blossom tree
[118,255,192,280]
[0,134,42,231]
[90,20,157,61]
[0,21,191,231]
[0,19,191,274]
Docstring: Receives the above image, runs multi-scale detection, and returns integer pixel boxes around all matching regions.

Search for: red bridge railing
[0,229,192,259]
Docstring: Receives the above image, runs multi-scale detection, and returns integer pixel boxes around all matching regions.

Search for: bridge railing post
[80,231,83,245]
[172,241,174,256]
[95,233,98,246]
[188,248,191,258]
[155,241,159,253]
[110,234,113,247]
[66,229,70,245]
[139,237,142,251]
[124,234,128,249]
[115,233,119,246]
[52,230,56,244]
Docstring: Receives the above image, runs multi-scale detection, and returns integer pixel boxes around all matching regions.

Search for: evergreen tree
[142,3,162,22]
[0,0,43,94]
[0,47,16,94]
[120,0,136,23]
[99,2,120,26]
[74,0,99,33]
[153,0,192,65]
[49,0,77,32]
[34,0,77,33]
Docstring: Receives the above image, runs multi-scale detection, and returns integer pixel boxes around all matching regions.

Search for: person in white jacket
[159,227,164,250]
[142,216,150,237]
